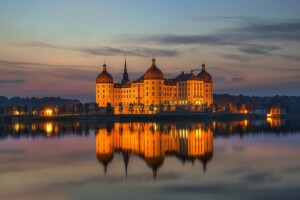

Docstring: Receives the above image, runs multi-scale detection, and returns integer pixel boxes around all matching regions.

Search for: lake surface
[1,119,300,200]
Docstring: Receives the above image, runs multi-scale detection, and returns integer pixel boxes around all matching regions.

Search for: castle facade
[96,58,213,114]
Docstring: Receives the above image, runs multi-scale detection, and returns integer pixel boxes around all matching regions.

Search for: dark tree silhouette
[167,103,171,112]
[129,103,134,114]
[61,105,67,114]
[139,104,145,114]
[236,103,242,113]
[159,103,164,113]
[149,104,155,114]
[94,103,100,114]
[118,103,123,114]
[72,105,76,115]
[84,103,90,115]
[106,103,113,114]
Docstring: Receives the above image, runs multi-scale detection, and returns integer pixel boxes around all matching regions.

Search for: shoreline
[0,112,274,123]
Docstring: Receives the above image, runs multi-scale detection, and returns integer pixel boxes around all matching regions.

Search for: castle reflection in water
[96,123,213,178]
[0,118,291,178]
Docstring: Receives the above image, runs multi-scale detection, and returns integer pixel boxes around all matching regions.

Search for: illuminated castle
[96,122,213,178]
[96,58,213,114]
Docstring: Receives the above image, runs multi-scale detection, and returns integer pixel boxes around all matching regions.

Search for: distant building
[269,105,287,117]
[95,58,213,114]
[251,107,267,116]
[33,107,54,116]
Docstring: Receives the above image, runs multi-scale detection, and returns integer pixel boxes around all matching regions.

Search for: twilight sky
[0,0,300,102]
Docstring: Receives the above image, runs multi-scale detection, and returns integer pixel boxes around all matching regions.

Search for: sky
[0,0,300,102]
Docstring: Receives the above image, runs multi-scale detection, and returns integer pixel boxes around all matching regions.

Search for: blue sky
[0,0,300,102]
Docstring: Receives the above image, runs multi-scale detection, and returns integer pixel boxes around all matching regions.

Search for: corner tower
[197,62,213,105]
[96,62,114,107]
[143,58,165,105]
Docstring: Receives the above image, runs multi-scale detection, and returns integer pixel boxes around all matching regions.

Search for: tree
[32,106,36,115]
[24,105,28,115]
[194,104,199,112]
[94,103,100,114]
[84,103,90,115]
[106,103,112,114]
[149,103,155,114]
[118,103,123,114]
[129,103,134,114]
[55,105,59,115]
[139,104,145,114]
[72,104,76,115]
[61,105,67,114]
[226,103,231,112]
[202,103,208,112]
[246,103,255,113]
[159,103,164,113]
[236,103,242,113]
[0,107,4,115]
[76,103,83,115]
[16,105,22,115]
[210,103,218,112]
[167,103,171,112]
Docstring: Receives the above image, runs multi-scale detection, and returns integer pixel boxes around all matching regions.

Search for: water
[0,119,300,200]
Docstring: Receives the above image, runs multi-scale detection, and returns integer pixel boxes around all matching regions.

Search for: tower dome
[197,63,212,83]
[96,153,114,174]
[145,156,164,179]
[96,63,113,83]
[144,58,164,80]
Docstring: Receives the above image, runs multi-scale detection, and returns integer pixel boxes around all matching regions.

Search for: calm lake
[0,119,300,200]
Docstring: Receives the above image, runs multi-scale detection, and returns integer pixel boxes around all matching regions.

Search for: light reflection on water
[0,118,300,200]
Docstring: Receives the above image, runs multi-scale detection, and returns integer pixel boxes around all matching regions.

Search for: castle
[96,58,213,114]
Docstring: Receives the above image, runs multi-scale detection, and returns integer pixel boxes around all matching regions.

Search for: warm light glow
[45,123,53,136]
[45,109,53,116]
[14,123,20,132]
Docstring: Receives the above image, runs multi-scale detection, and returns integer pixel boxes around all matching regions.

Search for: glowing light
[45,109,53,116]
[45,123,53,136]
[14,123,20,132]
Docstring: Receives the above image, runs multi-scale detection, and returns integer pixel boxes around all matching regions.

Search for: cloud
[213,76,245,83]
[238,45,281,55]
[214,76,227,82]
[278,54,300,61]
[22,41,184,57]
[221,54,252,61]
[231,77,245,82]
[184,16,264,24]
[115,19,300,58]
[0,59,96,82]
[0,79,26,84]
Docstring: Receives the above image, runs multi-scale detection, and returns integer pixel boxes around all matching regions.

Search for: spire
[122,151,130,181]
[202,61,206,71]
[152,57,156,66]
[153,169,157,181]
[104,165,107,175]
[121,56,130,84]
[103,61,106,71]
[124,55,127,73]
